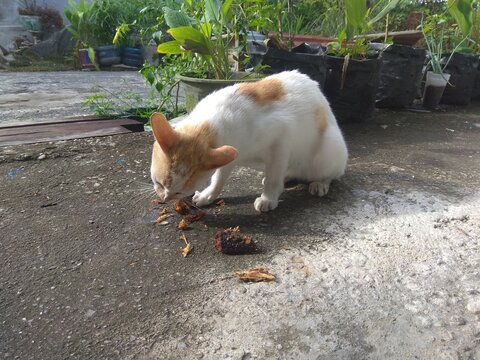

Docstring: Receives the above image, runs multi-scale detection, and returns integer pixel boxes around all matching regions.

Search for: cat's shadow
[201,181,346,236]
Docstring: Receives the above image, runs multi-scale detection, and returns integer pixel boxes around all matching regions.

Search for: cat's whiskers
[124,181,159,207]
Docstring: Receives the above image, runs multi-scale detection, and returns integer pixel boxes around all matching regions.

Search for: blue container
[122,47,144,68]
[95,45,121,66]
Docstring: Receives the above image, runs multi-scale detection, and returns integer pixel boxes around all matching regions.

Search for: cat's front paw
[254,196,278,212]
[192,190,215,207]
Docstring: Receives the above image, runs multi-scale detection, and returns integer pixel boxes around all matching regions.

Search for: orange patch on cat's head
[236,78,286,105]
[315,106,329,133]
[150,113,238,201]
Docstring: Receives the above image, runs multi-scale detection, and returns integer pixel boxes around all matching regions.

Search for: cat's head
[150,113,238,201]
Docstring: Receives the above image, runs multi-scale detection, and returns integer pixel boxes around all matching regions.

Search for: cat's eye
[154,180,164,189]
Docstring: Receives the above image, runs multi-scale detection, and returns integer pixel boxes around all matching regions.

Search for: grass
[6,49,75,72]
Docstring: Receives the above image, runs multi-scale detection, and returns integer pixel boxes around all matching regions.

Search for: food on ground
[234,268,276,282]
[155,213,173,224]
[174,199,191,215]
[180,232,193,257]
[177,218,189,230]
[214,227,257,255]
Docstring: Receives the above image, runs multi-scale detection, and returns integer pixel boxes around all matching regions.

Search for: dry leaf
[234,268,276,282]
[177,218,189,230]
[160,208,168,215]
[216,199,225,206]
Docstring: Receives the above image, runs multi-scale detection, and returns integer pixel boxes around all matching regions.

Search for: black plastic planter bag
[324,55,383,123]
[440,53,480,105]
[252,43,327,89]
[374,44,426,108]
[472,60,480,100]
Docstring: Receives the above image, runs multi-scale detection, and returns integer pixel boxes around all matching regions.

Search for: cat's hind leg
[308,131,348,197]
[308,180,331,197]
[193,164,234,206]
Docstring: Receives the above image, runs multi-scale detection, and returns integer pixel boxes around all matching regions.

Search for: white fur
[181,71,348,212]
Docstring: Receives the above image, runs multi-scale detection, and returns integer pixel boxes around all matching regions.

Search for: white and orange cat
[150,70,348,212]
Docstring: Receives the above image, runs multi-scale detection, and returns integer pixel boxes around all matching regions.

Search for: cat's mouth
[160,190,194,202]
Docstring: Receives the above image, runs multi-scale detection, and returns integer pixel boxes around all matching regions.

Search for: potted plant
[420,10,472,109]
[64,0,98,69]
[323,0,399,123]
[156,0,260,112]
[244,0,328,90]
[471,1,480,100]
[439,0,479,105]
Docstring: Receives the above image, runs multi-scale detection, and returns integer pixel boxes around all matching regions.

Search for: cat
[150,70,348,212]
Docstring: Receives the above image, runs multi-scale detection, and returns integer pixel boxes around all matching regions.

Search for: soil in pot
[422,71,451,110]
[372,43,426,109]
[440,53,480,105]
[323,55,383,123]
[254,43,327,89]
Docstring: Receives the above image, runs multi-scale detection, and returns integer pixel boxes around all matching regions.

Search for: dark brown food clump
[174,199,191,215]
[214,227,257,255]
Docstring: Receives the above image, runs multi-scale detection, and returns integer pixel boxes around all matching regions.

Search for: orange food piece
[234,268,276,282]
[181,243,193,257]
[155,213,173,224]
[180,232,193,257]
[177,218,189,230]
[174,199,191,215]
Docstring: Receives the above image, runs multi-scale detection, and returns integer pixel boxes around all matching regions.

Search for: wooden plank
[0,115,142,129]
[0,117,144,146]
[0,119,143,135]
[0,126,133,146]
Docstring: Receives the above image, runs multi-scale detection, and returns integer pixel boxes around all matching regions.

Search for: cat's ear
[205,145,238,170]
[150,112,177,154]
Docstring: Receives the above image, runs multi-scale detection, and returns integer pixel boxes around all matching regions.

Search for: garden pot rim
[325,53,381,62]
[176,71,264,84]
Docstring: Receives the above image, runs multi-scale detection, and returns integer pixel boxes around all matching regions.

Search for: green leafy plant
[64,0,99,68]
[81,81,171,122]
[64,0,96,48]
[421,13,470,74]
[157,0,245,80]
[140,55,197,118]
[111,0,179,48]
[242,0,308,50]
[326,0,400,59]
[447,0,477,52]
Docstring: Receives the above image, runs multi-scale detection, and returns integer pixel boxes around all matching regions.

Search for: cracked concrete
[0,71,480,360]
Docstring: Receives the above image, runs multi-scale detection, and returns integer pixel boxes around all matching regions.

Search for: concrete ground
[1,71,480,360]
